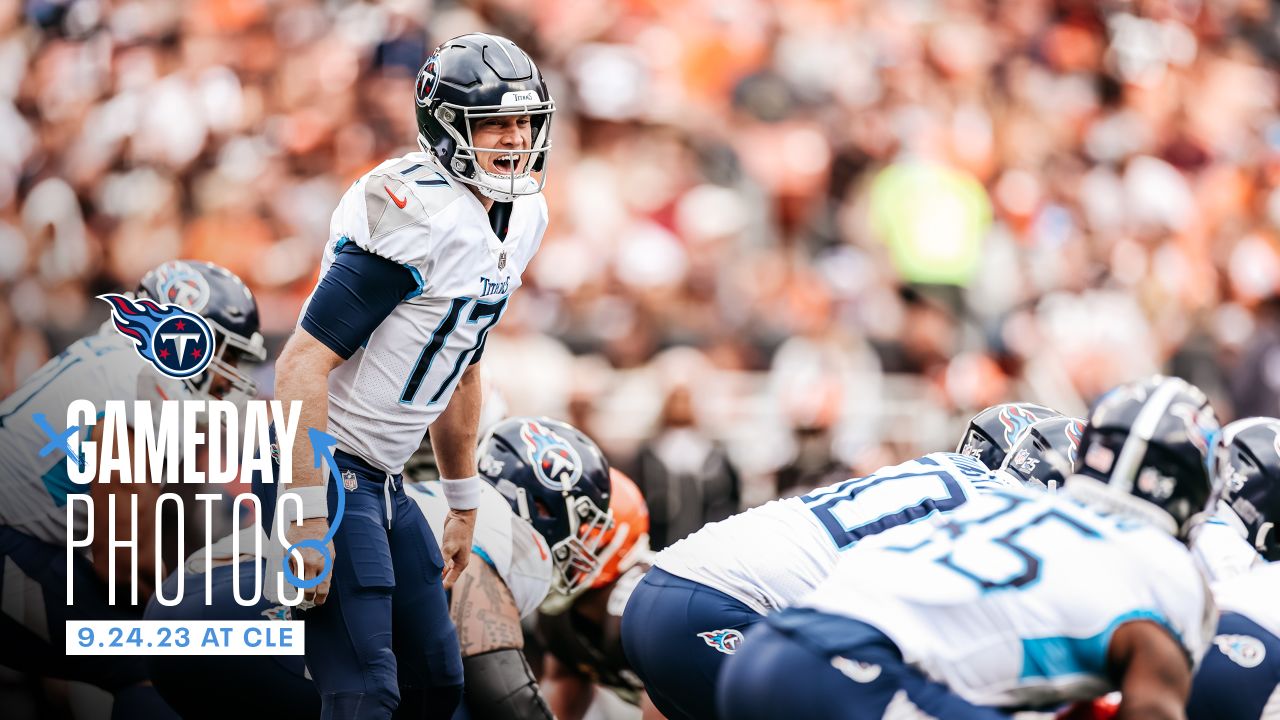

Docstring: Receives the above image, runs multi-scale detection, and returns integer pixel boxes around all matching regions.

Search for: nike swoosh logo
[385,184,408,209]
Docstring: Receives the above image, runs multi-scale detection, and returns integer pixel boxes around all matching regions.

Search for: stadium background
[3,0,1280,548]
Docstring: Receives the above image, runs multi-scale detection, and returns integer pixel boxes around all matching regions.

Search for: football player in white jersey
[270,33,553,719]
[618,402,1066,720]
[718,376,1220,720]
[1191,417,1279,584]
[0,260,265,718]
[1184,418,1280,720]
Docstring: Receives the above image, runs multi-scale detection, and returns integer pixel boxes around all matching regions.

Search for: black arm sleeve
[300,245,419,359]
[461,648,555,720]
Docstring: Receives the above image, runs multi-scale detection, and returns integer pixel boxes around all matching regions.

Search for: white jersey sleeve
[1211,561,1280,639]
[0,331,186,546]
[653,451,1003,614]
[406,480,552,617]
[1190,511,1264,586]
[328,156,453,276]
[801,488,1214,709]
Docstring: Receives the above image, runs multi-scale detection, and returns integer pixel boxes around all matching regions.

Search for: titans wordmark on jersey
[801,487,1215,709]
[305,152,548,473]
[653,452,1011,614]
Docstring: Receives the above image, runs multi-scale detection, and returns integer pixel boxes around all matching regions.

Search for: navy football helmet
[1212,418,1280,562]
[415,33,554,202]
[478,417,612,596]
[137,260,266,406]
[1072,375,1220,539]
[957,403,1063,470]
[1000,416,1086,492]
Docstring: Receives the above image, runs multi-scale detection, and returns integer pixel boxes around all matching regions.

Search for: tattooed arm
[451,559,555,719]
[450,557,524,655]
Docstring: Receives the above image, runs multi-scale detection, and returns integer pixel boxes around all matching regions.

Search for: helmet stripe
[1109,378,1183,493]
[482,33,518,70]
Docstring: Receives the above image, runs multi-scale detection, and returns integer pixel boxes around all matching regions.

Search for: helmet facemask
[184,318,266,411]
[547,494,613,598]
[419,97,555,202]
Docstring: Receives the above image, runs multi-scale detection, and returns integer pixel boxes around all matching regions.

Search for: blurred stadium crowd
[6,0,1280,543]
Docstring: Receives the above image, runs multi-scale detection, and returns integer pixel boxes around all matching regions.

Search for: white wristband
[441,476,482,511]
[279,485,329,521]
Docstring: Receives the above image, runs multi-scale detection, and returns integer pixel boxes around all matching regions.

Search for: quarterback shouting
[272,33,554,720]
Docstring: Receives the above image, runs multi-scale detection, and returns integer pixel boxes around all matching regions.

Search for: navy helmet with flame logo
[101,261,265,405]
[1071,375,1220,539]
[957,402,1063,470]
[1210,417,1280,561]
[414,33,555,202]
[1000,416,1087,492]
[479,416,612,596]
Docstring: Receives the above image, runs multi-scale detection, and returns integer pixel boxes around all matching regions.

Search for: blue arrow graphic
[283,427,348,590]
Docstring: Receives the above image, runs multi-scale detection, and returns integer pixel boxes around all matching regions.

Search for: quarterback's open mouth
[491,153,520,173]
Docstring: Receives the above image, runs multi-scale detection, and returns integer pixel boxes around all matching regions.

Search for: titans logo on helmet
[99,293,216,379]
[998,405,1038,446]
[415,57,439,107]
[1170,402,1217,456]
[519,419,583,490]
[151,260,212,311]
[697,629,744,655]
[1065,419,1085,465]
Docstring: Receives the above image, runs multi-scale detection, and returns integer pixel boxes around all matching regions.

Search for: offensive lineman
[0,260,266,718]
[271,34,554,719]
[718,375,1220,720]
[620,402,1062,720]
[1184,417,1280,720]
[1191,417,1279,584]
[537,469,661,720]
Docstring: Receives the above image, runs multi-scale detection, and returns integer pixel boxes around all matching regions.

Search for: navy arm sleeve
[300,245,419,360]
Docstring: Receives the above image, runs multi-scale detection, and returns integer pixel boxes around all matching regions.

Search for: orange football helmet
[591,468,651,590]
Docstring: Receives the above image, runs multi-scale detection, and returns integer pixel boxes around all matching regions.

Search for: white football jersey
[1191,509,1264,586]
[801,487,1215,709]
[654,452,1012,614]
[1212,561,1280,640]
[305,152,547,474]
[406,479,553,617]
[0,331,184,546]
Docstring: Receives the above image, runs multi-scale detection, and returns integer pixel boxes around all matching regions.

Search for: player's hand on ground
[440,508,477,590]
[285,517,335,606]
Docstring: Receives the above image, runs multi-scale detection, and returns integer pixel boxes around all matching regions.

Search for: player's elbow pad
[461,648,555,720]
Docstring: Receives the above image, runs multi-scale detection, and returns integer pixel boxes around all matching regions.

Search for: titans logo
[99,293,216,379]
[697,629,744,655]
[520,419,583,490]
[998,405,1039,446]
[1064,419,1086,466]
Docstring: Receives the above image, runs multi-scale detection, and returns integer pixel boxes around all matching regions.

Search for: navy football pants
[1187,611,1280,720]
[273,452,463,720]
[620,567,761,720]
[0,526,178,719]
[718,609,1011,720]
[144,561,319,719]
